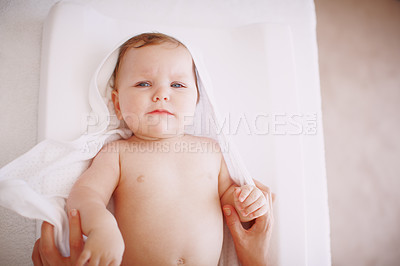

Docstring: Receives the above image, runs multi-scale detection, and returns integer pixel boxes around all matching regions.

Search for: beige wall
[315,0,400,265]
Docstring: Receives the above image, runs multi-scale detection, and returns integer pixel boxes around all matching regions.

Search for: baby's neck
[130,133,186,143]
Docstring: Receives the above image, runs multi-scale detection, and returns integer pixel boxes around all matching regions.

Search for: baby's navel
[136,175,145,183]
[177,258,185,265]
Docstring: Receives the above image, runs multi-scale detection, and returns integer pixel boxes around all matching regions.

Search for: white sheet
[1,0,331,265]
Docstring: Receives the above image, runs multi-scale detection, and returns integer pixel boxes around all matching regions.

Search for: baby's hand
[234,184,268,222]
[76,227,124,266]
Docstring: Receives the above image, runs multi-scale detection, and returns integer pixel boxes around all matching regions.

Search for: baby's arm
[67,142,124,266]
[219,154,268,223]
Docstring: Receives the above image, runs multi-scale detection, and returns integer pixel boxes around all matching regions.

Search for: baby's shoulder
[90,140,124,167]
[98,139,133,157]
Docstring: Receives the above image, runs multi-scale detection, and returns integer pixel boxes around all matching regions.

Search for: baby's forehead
[126,42,192,58]
[123,44,195,71]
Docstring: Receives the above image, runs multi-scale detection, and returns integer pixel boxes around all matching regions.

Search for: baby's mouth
[147,109,174,116]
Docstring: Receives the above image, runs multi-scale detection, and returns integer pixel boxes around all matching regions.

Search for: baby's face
[112,43,198,140]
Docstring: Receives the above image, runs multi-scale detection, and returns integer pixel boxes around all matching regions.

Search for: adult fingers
[76,249,91,266]
[39,221,63,265]
[222,205,244,240]
[253,178,276,203]
[69,209,84,263]
[32,239,43,266]
[253,179,269,196]
[250,197,274,234]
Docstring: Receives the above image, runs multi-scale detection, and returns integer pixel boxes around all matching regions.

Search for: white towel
[0,33,254,265]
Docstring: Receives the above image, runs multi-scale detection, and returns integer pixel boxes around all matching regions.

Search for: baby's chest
[115,151,220,203]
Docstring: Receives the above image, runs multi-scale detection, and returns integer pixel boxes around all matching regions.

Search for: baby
[67,33,268,266]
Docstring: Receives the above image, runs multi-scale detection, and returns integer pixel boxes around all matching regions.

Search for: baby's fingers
[235,185,255,203]
[76,249,91,266]
[241,195,267,217]
[246,203,269,219]
[98,257,115,266]
[239,187,264,209]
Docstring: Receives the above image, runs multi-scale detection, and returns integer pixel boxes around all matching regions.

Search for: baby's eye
[136,82,151,87]
[171,83,185,88]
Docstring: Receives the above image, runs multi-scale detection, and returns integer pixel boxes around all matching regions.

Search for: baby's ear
[111,90,123,120]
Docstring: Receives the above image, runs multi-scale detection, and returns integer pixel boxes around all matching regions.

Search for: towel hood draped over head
[0,32,255,265]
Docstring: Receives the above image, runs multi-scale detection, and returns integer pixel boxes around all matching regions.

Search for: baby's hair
[111,33,199,103]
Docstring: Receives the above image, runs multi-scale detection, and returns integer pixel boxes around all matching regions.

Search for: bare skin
[67,133,268,265]
[32,180,274,266]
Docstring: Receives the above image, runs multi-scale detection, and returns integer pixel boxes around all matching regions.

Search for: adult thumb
[223,205,243,240]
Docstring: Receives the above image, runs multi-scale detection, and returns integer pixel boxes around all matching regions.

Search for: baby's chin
[130,126,186,141]
[123,115,195,140]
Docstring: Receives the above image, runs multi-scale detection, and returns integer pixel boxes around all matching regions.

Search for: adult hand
[223,179,274,266]
[32,209,84,266]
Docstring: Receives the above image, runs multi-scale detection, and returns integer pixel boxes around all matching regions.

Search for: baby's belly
[113,174,223,265]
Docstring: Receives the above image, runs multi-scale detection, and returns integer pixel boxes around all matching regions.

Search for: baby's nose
[152,86,170,102]
[153,94,169,102]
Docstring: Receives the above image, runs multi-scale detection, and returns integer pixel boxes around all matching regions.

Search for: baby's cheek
[177,112,195,129]
[122,113,141,131]
[182,96,197,112]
